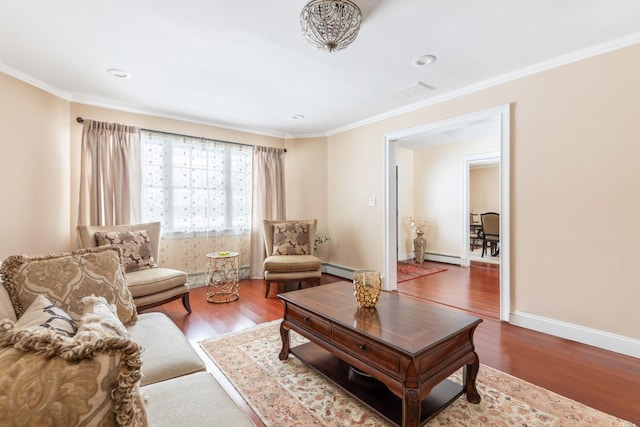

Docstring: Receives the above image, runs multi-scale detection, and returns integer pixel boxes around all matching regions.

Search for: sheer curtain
[140,131,252,284]
[250,146,286,279]
[78,119,141,226]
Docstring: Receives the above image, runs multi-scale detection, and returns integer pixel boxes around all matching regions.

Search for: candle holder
[353,270,381,308]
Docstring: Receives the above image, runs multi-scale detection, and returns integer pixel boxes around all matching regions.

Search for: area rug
[397,261,447,283]
[200,321,634,427]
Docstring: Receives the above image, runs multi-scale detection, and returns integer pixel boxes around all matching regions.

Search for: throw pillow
[94,230,157,273]
[272,222,311,255]
[17,294,77,337]
[0,246,137,327]
[0,296,147,427]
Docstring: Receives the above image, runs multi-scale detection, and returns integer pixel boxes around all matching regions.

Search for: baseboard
[323,263,353,280]
[188,266,250,289]
[510,311,640,359]
[424,252,464,266]
[399,252,464,265]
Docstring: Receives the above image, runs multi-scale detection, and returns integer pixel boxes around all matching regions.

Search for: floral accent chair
[77,222,191,313]
[263,219,322,297]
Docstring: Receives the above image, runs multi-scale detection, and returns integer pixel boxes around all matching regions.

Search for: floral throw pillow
[94,230,157,273]
[273,222,310,255]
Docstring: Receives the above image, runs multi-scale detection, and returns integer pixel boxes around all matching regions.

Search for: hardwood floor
[147,266,640,425]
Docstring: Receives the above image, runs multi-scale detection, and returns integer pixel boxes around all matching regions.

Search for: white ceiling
[2,0,640,138]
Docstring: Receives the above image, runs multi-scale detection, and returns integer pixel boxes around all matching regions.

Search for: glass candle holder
[353,270,381,308]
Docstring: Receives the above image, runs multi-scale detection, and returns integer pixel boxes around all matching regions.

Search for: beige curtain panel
[249,146,286,279]
[78,119,141,226]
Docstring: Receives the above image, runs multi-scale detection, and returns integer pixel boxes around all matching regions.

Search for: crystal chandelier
[300,0,362,53]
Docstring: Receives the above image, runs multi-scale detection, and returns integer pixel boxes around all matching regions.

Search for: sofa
[0,246,254,426]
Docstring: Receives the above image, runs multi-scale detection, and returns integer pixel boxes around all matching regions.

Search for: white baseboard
[323,263,353,280]
[510,311,640,359]
[424,252,464,266]
[400,252,464,266]
[188,266,250,289]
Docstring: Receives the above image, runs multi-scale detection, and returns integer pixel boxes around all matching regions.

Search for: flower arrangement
[406,215,427,235]
[314,235,331,252]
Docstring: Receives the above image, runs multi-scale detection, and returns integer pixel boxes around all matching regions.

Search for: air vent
[398,81,436,97]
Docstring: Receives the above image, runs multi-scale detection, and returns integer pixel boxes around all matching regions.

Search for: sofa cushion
[95,230,157,273]
[128,312,205,386]
[272,222,310,255]
[0,295,147,426]
[0,284,17,322]
[0,246,137,326]
[125,267,188,298]
[263,255,321,272]
[142,372,254,427]
[17,294,77,337]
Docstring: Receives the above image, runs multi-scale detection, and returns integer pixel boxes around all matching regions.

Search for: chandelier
[300,0,362,53]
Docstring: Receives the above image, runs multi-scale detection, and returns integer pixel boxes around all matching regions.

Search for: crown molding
[0,62,73,101]
[326,31,640,137]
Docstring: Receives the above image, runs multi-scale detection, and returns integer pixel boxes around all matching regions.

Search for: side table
[206,252,240,303]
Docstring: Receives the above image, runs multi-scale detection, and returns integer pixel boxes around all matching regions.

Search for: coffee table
[278,282,482,427]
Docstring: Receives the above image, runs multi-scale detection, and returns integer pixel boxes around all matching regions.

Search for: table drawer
[286,304,331,339]
[332,325,401,374]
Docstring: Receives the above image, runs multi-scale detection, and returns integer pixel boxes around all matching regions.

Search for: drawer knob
[303,316,312,323]
[356,342,370,352]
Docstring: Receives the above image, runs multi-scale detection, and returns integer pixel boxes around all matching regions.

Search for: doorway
[383,104,511,321]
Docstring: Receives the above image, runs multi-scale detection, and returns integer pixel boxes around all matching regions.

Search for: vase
[353,270,381,308]
[414,232,425,264]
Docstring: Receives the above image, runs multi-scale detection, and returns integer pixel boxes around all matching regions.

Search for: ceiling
[2,1,640,138]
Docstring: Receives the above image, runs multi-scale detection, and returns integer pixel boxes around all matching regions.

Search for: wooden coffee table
[278,282,482,427]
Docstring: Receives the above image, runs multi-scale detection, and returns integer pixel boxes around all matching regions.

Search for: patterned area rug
[200,321,634,427]
[397,261,447,283]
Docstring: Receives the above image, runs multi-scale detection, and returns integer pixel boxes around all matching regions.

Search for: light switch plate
[368,197,376,207]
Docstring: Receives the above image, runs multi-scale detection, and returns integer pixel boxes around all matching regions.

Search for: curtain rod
[75,117,286,152]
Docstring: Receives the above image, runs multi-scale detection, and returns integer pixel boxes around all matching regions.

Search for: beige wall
[396,147,414,258]
[397,139,499,259]
[0,73,71,258]
[470,166,500,215]
[412,138,499,257]
[284,137,329,258]
[326,44,640,339]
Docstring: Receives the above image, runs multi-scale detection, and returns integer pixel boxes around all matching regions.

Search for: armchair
[77,222,191,313]
[263,219,322,298]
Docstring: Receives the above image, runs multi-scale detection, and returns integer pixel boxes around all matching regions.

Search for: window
[141,130,252,235]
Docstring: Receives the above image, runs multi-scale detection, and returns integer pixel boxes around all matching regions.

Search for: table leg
[463,352,481,404]
[278,321,291,361]
[402,388,421,427]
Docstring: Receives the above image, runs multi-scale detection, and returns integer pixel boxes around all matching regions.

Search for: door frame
[383,104,511,321]
[462,152,500,267]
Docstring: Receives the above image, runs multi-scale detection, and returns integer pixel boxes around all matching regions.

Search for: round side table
[206,252,239,303]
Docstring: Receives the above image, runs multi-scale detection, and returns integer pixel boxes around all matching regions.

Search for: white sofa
[0,247,253,426]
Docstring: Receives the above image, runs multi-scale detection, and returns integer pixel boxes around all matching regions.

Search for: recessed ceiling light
[292,114,305,120]
[107,68,132,79]
[413,55,436,67]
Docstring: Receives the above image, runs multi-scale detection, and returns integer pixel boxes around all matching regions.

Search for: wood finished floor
[147,264,640,425]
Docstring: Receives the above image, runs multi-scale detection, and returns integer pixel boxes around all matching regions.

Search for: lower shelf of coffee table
[290,341,464,426]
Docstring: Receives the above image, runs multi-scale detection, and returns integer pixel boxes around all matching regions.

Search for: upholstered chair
[77,222,191,313]
[263,219,322,298]
[480,212,500,257]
